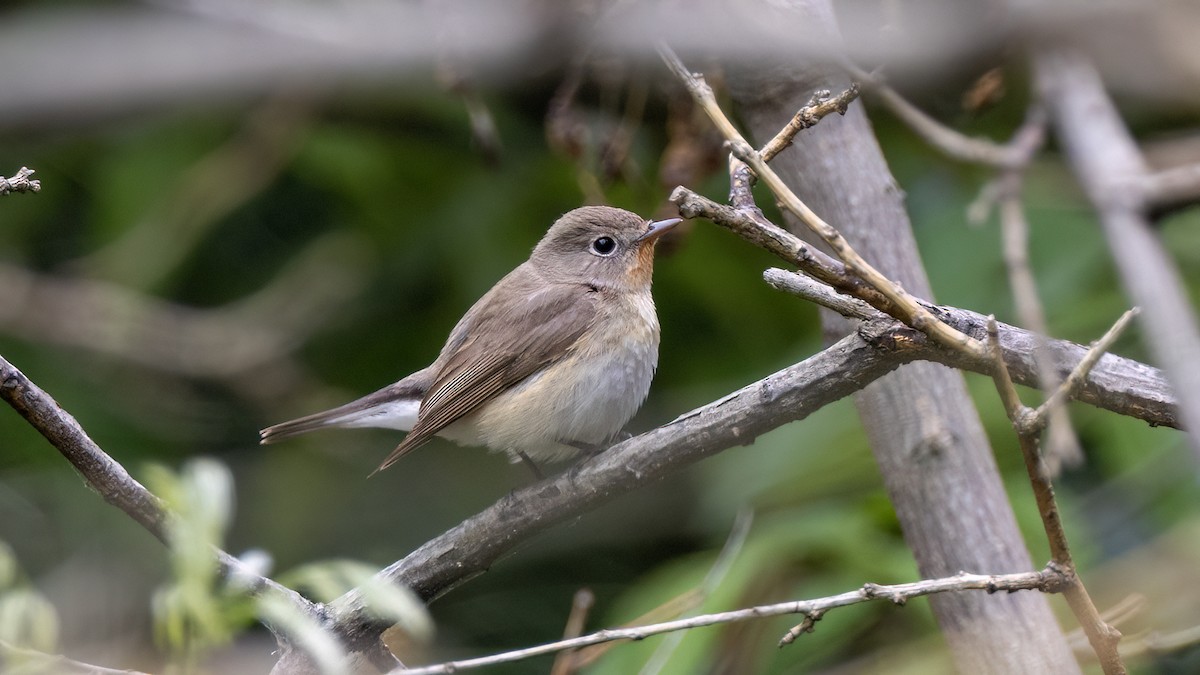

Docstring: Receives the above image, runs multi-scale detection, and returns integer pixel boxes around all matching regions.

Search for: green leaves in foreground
[0,540,60,657]
[145,459,253,668]
[145,459,433,673]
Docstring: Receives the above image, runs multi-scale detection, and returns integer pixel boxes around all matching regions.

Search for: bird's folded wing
[375,281,597,471]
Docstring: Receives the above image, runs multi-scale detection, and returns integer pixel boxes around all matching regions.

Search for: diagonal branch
[0,355,318,621]
[660,46,988,362]
[1036,49,1200,463]
[985,311,1134,675]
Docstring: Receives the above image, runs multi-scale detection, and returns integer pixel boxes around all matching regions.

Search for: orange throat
[629,240,658,288]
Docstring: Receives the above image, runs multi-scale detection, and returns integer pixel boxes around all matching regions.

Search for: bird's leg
[567,431,633,456]
[515,451,546,480]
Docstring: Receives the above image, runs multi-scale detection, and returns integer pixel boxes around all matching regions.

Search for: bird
[259,206,681,474]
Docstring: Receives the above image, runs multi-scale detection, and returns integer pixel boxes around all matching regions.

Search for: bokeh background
[1,1,1199,673]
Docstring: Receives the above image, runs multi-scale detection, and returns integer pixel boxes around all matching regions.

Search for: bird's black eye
[591,236,617,256]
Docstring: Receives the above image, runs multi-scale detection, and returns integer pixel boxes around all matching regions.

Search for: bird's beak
[635,217,683,244]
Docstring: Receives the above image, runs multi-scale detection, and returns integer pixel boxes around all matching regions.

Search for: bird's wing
[374,273,598,471]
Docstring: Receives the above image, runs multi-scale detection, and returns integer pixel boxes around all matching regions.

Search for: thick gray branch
[765,269,1177,428]
[314,329,906,659]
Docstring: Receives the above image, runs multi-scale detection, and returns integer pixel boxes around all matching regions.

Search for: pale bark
[727,1,1081,671]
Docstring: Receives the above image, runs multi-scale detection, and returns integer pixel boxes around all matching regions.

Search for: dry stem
[395,568,1068,674]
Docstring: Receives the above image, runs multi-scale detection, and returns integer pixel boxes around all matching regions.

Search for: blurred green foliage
[1,58,1198,674]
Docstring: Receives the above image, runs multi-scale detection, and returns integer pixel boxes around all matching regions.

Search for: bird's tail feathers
[259,389,422,445]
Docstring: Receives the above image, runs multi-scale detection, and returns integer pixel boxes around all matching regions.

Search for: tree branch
[985,310,1134,675]
[1036,49,1200,463]
[4,281,1178,672]
[0,355,319,625]
[0,167,40,195]
[1139,162,1200,215]
[763,268,1176,428]
[394,567,1069,674]
[661,45,988,362]
[672,178,1177,430]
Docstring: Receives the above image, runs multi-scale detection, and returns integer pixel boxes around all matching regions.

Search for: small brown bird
[260,206,680,473]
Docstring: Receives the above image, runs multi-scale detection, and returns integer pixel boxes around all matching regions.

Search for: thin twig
[984,317,1128,675]
[985,106,1083,472]
[660,45,989,362]
[394,568,1068,674]
[762,268,876,320]
[0,167,40,195]
[759,84,861,163]
[1032,308,1140,429]
[640,509,754,675]
[548,588,595,675]
[844,64,1025,168]
[766,266,1175,424]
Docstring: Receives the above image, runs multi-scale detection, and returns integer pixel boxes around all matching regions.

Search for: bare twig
[548,588,595,675]
[679,189,1177,430]
[985,316,1129,675]
[0,167,40,195]
[759,84,861,163]
[660,45,988,362]
[984,106,1084,473]
[394,568,1069,674]
[844,65,1026,168]
[765,268,1174,427]
[671,187,891,311]
[762,268,875,320]
[1032,309,1140,429]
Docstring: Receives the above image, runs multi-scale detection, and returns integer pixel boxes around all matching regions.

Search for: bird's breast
[469,289,660,460]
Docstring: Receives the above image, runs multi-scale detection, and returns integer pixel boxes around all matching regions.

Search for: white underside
[330,399,420,432]
[328,293,659,463]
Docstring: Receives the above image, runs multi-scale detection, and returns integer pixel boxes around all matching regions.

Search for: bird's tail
[259,376,428,445]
